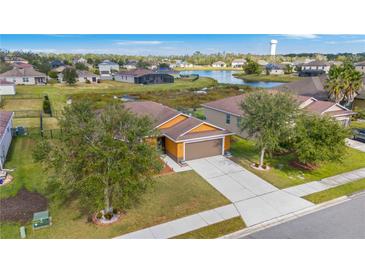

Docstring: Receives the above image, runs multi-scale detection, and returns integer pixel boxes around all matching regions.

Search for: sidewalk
[284,167,365,197]
[115,204,239,239]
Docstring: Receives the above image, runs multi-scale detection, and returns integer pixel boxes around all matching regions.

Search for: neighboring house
[154,68,180,78]
[300,60,331,76]
[115,69,174,84]
[0,67,47,85]
[355,61,365,74]
[72,57,87,64]
[4,56,28,64]
[11,62,33,69]
[124,101,232,163]
[266,63,286,75]
[0,111,14,169]
[98,60,120,80]
[277,75,365,101]
[0,79,16,95]
[50,60,64,68]
[258,60,268,66]
[76,70,100,83]
[212,61,227,68]
[202,93,355,137]
[51,65,67,73]
[124,61,138,70]
[231,59,246,68]
[176,61,193,68]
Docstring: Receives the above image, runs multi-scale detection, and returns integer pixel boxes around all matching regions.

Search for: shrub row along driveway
[187,156,314,226]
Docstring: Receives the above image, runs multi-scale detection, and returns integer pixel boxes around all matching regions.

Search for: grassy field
[12,117,59,129]
[1,98,43,111]
[173,217,245,239]
[233,73,300,83]
[231,137,365,189]
[304,178,365,204]
[11,78,217,113]
[350,120,365,130]
[0,137,230,239]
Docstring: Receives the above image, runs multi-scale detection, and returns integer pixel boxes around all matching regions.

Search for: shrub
[48,79,58,84]
[43,98,52,114]
[48,71,58,79]
[85,79,91,84]
[96,212,102,219]
[104,212,113,220]
[112,208,118,214]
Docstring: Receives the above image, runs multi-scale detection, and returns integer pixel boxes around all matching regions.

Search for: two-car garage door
[185,139,223,161]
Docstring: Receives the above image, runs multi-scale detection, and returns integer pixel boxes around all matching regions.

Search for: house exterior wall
[301,65,330,73]
[269,69,285,75]
[135,74,174,84]
[2,76,46,85]
[0,84,16,95]
[224,136,231,151]
[203,107,246,137]
[114,74,135,83]
[78,75,100,83]
[165,138,183,161]
[355,65,365,73]
[98,64,119,73]
[0,115,13,168]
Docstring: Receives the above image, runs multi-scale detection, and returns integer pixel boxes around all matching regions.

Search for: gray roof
[303,60,330,67]
[0,67,46,78]
[355,61,365,66]
[76,70,98,78]
[98,60,119,66]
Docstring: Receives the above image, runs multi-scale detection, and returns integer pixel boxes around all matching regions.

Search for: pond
[180,70,284,88]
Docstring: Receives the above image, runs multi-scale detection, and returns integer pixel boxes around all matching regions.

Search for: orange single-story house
[124,101,233,162]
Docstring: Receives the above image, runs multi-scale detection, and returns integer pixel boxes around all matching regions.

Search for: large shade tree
[239,91,299,168]
[326,62,364,106]
[34,101,163,214]
[293,114,349,165]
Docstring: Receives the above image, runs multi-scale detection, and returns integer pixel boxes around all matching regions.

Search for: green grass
[0,137,230,239]
[172,217,245,239]
[13,117,59,129]
[233,73,300,83]
[1,98,43,111]
[12,78,217,114]
[351,120,365,130]
[231,136,365,189]
[304,178,365,204]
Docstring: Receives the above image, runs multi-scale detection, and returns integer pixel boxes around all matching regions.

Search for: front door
[157,136,166,154]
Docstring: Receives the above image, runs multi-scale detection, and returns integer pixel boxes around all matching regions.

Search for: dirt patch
[0,189,48,223]
[290,160,318,171]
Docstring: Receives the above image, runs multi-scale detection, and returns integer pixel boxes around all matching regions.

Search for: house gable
[158,114,188,129]
[188,123,220,133]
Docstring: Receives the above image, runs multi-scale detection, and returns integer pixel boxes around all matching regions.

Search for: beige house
[212,61,227,68]
[202,93,355,137]
[355,61,365,74]
[0,67,47,85]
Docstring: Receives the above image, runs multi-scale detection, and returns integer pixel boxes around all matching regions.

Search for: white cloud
[325,39,365,45]
[281,34,319,39]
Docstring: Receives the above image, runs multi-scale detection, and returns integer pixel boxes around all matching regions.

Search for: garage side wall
[165,138,183,161]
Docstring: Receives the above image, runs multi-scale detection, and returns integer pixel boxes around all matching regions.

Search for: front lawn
[173,217,245,239]
[0,137,230,239]
[304,178,365,204]
[231,137,365,189]
[1,98,43,111]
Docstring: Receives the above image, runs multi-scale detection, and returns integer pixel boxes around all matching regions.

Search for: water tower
[270,40,278,56]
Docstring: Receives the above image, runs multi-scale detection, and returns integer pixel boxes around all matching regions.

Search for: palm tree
[326,66,344,103]
[326,63,363,106]
[342,64,363,105]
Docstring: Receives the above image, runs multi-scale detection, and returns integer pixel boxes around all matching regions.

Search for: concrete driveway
[346,138,365,152]
[187,156,314,226]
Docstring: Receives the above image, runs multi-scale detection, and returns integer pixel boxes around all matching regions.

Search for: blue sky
[1,34,364,55]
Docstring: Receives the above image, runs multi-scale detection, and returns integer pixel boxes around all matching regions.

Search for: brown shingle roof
[116,69,155,77]
[161,117,202,140]
[124,101,180,127]
[202,92,354,118]
[0,67,46,78]
[0,112,13,139]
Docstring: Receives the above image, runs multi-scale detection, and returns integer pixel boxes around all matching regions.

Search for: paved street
[243,193,365,239]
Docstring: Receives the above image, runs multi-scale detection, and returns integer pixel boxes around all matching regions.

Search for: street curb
[220,196,349,239]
